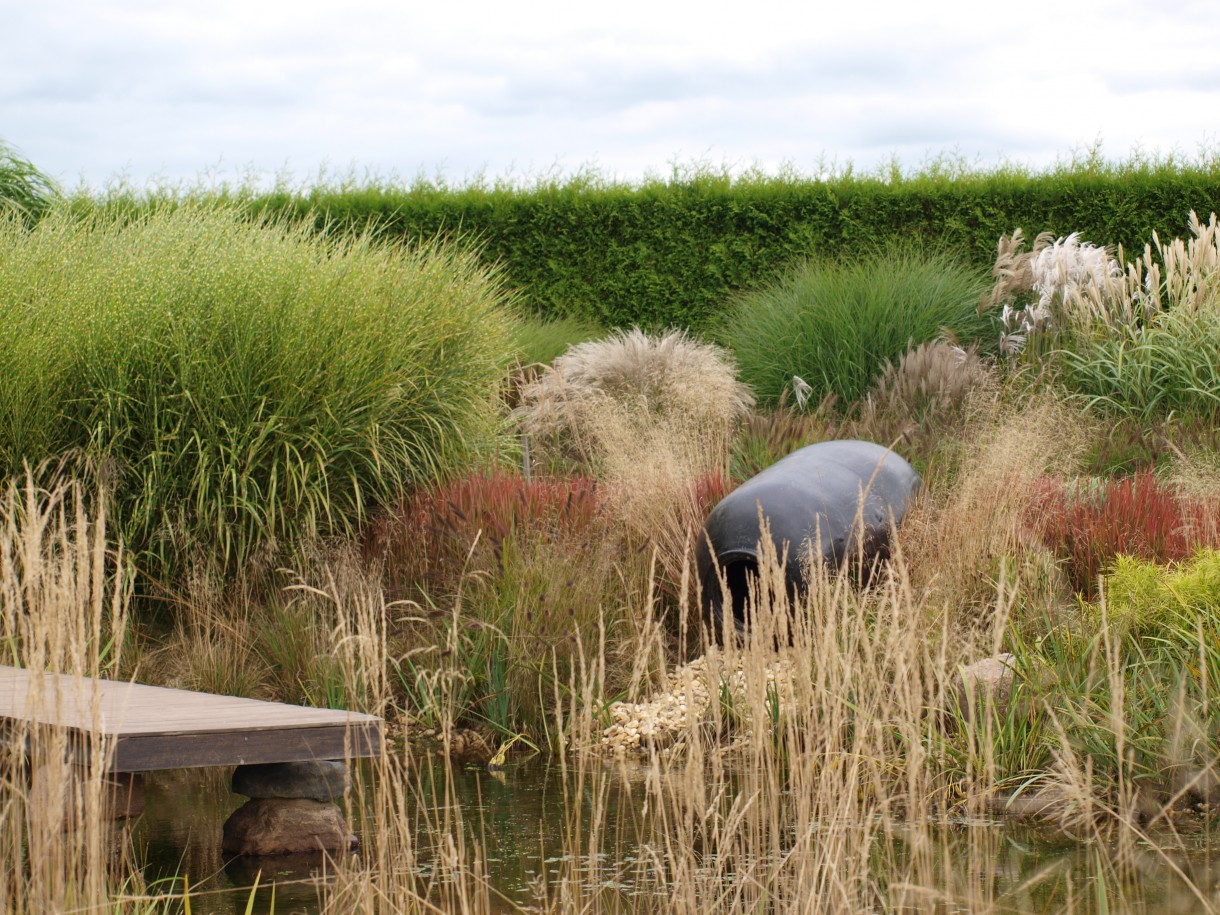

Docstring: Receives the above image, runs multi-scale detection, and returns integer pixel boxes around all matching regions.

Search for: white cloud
[5,0,1220,188]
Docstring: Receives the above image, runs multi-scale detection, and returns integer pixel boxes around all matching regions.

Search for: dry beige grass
[898,395,1085,630]
[0,476,147,914]
[859,340,996,454]
[2,471,1213,913]
[865,340,991,421]
[1,476,129,677]
[578,400,732,635]
[1075,210,1220,323]
[980,227,1054,315]
[513,330,750,621]
[322,526,1220,913]
[986,213,1220,337]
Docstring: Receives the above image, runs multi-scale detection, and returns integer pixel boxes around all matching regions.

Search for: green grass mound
[0,203,516,585]
[718,245,993,406]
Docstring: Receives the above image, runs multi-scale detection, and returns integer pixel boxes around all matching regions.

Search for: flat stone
[985,785,1106,833]
[231,760,348,802]
[221,798,355,856]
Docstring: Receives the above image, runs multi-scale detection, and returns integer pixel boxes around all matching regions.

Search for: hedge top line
[74,163,1220,330]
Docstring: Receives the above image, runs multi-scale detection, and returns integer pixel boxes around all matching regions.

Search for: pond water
[128,760,1220,915]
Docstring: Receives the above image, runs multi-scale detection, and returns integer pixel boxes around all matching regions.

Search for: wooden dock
[0,665,383,773]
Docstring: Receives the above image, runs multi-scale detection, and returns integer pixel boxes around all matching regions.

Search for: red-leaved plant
[1029,471,1220,597]
[366,470,600,600]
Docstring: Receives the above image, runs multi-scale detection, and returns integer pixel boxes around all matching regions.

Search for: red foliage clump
[691,470,737,525]
[1029,471,1220,597]
[365,470,600,599]
[648,470,739,605]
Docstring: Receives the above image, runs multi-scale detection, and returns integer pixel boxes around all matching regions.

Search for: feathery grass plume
[856,340,995,471]
[1149,210,1220,313]
[515,327,753,469]
[982,228,1125,353]
[981,228,1045,313]
[996,213,1220,377]
[504,315,605,418]
[1073,210,1220,322]
[1031,232,1123,320]
[1054,214,1220,420]
[981,228,1050,356]
[0,141,59,226]
[721,244,992,406]
[864,339,991,424]
[0,202,517,588]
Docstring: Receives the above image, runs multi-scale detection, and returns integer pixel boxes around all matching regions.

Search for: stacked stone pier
[223,760,355,855]
[0,665,383,855]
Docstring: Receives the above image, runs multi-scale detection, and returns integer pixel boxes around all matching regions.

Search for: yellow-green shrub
[1096,549,1220,637]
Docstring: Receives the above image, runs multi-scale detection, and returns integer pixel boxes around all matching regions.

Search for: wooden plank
[0,665,383,773]
[112,724,383,772]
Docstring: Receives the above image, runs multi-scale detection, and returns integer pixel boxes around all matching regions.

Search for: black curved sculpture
[696,440,921,634]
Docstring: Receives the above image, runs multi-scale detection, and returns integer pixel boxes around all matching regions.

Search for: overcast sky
[6,0,1220,190]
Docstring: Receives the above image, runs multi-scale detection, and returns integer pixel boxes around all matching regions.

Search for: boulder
[222,797,355,856]
[231,760,348,802]
[948,653,1017,725]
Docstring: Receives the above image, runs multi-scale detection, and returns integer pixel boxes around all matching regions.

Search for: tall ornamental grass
[1058,306,1220,421]
[0,204,516,585]
[1048,214,1220,421]
[0,141,59,225]
[0,477,146,914]
[719,246,992,406]
[509,314,603,367]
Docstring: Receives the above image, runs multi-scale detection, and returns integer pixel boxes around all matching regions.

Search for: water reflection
[134,768,325,914]
[129,759,1220,914]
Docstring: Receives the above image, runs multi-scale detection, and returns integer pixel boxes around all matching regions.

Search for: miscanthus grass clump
[0,203,516,587]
